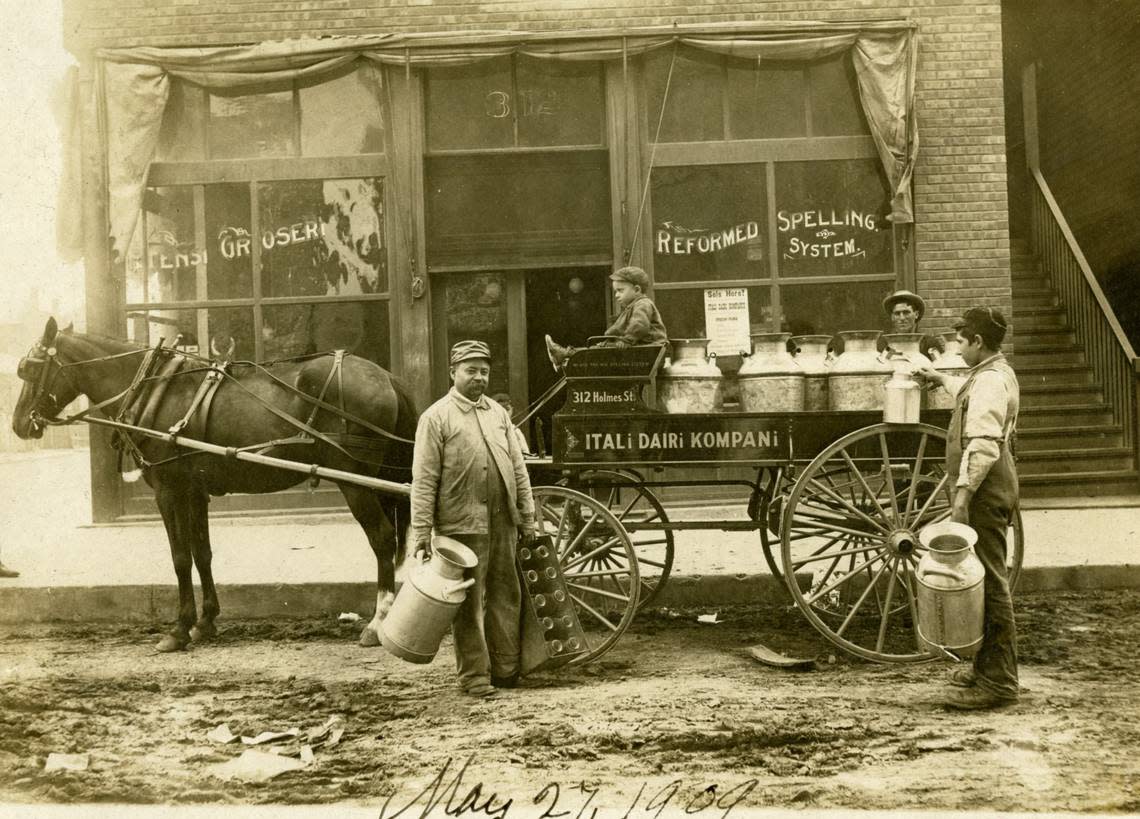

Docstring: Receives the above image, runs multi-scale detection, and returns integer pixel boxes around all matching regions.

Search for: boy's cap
[449,339,492,365]
[610,266,650,289]
[953,306,1008,332]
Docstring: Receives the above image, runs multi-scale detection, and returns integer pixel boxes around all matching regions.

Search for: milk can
[791,334,833,411]
[927,332,969,410]
[828,331,890,410]
[381,536,477,664]
[883,370,922,423]
[738,332,805,412]
[915,521,986,660]
[658,338,721,413]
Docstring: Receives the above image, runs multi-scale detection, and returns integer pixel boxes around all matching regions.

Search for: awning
[59,21,919,264]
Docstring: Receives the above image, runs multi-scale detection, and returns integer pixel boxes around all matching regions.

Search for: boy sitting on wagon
[544,266,668,370]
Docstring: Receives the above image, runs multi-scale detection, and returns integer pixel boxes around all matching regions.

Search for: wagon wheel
[781,423,1024,664]
[757,466,794,583]
[531,486,640,665]
[574,470,674,610]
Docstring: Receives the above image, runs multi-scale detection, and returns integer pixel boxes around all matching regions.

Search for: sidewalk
[0,450,1137,623]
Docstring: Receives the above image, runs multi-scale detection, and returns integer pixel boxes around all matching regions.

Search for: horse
[12,317,419,652]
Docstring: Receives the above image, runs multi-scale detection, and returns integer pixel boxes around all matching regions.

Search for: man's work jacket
[410,388,535,543]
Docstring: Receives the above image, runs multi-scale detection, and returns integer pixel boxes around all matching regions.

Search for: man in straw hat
[410,340,536,697]
[544,266,668,370]
[917,306,1021,710]
[879,289,945,359]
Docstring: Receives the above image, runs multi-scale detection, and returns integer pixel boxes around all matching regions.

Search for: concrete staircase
[1010,240,1140,497]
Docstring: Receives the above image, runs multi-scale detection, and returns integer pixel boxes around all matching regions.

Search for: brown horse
[12,318,418,652]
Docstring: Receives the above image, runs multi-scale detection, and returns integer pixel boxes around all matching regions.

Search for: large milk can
[880,333,932,423]
[880,332,934,373]
[791,334,833,411]
[828,331,890,410]
[739,332,805,412]
[658,338,721,413]
[927,332,969,410]
[380,536,477,664]
[915,521,986,660]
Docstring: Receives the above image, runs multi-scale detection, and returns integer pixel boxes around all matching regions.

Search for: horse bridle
[16,340,71,430]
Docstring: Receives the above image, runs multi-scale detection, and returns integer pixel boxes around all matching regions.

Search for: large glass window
[126,176,391,367]
[155,64,386,162]
[650,165,768,284]
[425,56,605,151]
[643,46,871,143]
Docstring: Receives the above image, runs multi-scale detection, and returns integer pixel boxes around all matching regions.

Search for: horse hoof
[359,626,381,648]
[190,622,217,642]
[155,634,188,653]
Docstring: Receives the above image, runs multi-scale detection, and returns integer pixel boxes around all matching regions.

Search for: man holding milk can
[410,340,536,698]
[917,306,1021,710]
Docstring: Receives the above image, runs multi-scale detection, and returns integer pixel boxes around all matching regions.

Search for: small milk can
[927,332,969,410]
[915,521,986,660]
[739,332,805,412]
[791,334,833,411]
[883,369,922,423]
[381,536,477,664]
[828,331,890,410]
[658,338,722,413]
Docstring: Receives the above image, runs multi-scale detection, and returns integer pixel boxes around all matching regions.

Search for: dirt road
[1,590,1138,815]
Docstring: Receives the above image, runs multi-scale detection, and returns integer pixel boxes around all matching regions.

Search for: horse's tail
[387,374,420,566]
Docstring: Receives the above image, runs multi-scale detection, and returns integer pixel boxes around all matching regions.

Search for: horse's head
[12,318,81,440]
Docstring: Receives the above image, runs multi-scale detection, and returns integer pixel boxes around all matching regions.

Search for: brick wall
[63,0,1011,337]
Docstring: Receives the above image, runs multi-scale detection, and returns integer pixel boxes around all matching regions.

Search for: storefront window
[125,307,254,361]
[643,47,723,143]
[774,159,891,279]
[128,186,199,304]
[262,302,390,366]
[655,286,772,341]
[650,165,768,284]
[782,280,888,337]
[727,60,807,139]
[441,272,511,396]
[299,64,386,156]
[208,82,295,160]
[259,178,387,298]
[808,53,870,137]
[425,55,604,151]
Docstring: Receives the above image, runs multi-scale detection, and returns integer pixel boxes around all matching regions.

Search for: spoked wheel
[573,470,675,610]
[531,486,640,665]
[757,466,794,585]
[781,423,1024,664]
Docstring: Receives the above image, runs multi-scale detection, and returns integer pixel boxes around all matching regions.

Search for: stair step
[1012,290,1058,309]
[1011,346,1086,366]
[1016,362,1096,387]
[1015,327,1077,346]
[1017,424,1124,450]
[1020,383,1103,406]
[1015,309,1070,330]
[1017,446,1135,475]
[1021,469,1140,498]
[1017,403,1115,428]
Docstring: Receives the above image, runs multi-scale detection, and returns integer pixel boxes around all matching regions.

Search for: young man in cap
[879,289,945,359]
[410,340,536,697]
[544,265,668,370]
[916,306,1021,709]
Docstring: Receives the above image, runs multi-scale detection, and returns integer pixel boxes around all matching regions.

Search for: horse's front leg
[186,486,220,642]
[155,486,197,652]
[340,486,398,647]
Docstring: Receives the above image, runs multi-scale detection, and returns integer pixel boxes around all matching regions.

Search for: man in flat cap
[410,340,536,697]
[879,289,945,360]
[917,306,1021,710]
[544,266,668,370]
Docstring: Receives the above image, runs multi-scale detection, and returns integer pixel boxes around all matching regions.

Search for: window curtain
[77,22,919,264]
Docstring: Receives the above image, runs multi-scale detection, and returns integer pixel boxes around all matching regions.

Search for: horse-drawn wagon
[12,319,1021,668]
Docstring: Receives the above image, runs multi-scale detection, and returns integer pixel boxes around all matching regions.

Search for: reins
[28,338,416,472]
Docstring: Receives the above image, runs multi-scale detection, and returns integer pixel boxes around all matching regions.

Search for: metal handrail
[1028,168,1137,452]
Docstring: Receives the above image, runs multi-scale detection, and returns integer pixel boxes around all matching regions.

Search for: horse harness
[19,335,414,474]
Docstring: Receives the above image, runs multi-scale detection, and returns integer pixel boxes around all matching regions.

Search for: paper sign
[703,288,751,357]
